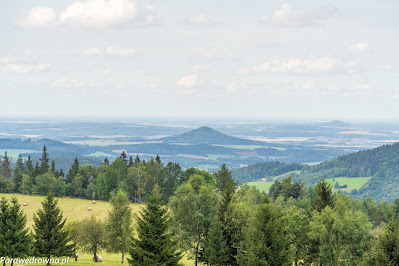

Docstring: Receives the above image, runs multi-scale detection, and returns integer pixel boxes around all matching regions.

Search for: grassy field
[247,181,274,193]
[326,177,373,192]
[0,193,197,266]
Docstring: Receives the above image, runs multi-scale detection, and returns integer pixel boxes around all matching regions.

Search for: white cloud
[186,13,217,26]
[260,3,337,27]
[226,82,238,93]
[17,7,57,29]
[176,74,198,87]
[83,48,103,56]
[252,57,356,74]
[84,47,136,56]
[2,64,50,74]
[191,65,202,73]
[18,0,157,30]
[236,67,250,74]
[378,64,392,70]
[51,79,103,88]
[176,89,195,95]
[348,43,370,53]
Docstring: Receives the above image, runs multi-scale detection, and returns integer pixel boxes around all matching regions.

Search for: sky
[0,0,398,119]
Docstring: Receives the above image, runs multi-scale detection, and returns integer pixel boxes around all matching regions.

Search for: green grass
[0,193,198,266]
[246,181,274,193]
[0,149,41,159]
[326,177,373,192]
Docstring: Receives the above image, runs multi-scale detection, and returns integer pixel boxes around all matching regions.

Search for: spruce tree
[33,193,73,264]
[121,151,128,164]
[0,197,33,266]
[155,155,161,164]
[134,155,140,166]
[128,184,182,266]
[102,158,109,166]
[66,157,79,184]
[128,156,134,168]
[315,178,335,212]
[202,217,229,265]
[40,145,50,174]
[51,160,56,174]
[26,155,33,176]
[1,152,11,179]
[16,154,25,171]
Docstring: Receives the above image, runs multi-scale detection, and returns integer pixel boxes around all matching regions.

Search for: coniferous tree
[0,197,33,266]
[202,217,229,265]
[26,155,33,176]
[102,158,109,166]
[66,157,79,184]
[40,145,50,174]
[155,155,161,164]
[51,160,56,174]
[16,154,25,171]
[33,193,73,264]
[59,169,65,179]
[213,163,236,193]
[1,152,11,179]
[134,155,141,166]
[33,162,40,179]
[128,156,134,168]
[106,189,133,263]
[315,178,335,212]
[128,184,182,266]
[121,151,128,164]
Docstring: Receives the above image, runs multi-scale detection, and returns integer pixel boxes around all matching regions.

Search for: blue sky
[1,0,398,119]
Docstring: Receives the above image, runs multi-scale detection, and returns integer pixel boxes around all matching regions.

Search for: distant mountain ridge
[162,126,267,145]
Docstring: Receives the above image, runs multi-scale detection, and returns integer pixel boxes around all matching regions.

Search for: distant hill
[295,142,399,202]
[162,126,267,145]
[324,120,349,127]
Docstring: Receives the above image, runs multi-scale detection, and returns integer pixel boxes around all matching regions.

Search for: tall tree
[201,217,229,265]
[315,178,335,212]
[26,155,33,176]
[102,158,109,166]
[40,145,50,174]
[66,157,79,184]
[51,160,56,174]
[106,189,133,263]
[155,155,161,164]
[169,175,219,266]
[33,193,73,264]
[16,154,25,171]
[213,163,236,193]
[1,151,11,179]
[120,151,128,164]
[0,197,33,266]
[79,216,105,262]
[128,184,182,266]
[128,156,134,168]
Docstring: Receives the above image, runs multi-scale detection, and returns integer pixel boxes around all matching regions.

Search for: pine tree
[59,169,65,178]
[121,151,128,164]
[155,155,161,164]
[40,145,50,174]
[0,197,33,266]
[315,178,335,212]
[33,162,40,179]
[128,156,134,168]
[128,184,182,266]
[102,158,109,166]
[213,163,236,193]
[134,155,141,166]
[202,217,229,265]
[33,193,73,264]
[106,189,133,263]
[66,157,79,184]
[16,154,25,171]
[26,155,33,176]
[51,160,56,174]
[1,151,11,179]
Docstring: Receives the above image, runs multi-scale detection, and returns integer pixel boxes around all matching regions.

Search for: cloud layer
[18,0,157,29]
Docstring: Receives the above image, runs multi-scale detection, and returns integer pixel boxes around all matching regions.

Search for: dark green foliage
[102,157,110,166]
[66,157,79,184]
[40,145,50,175]
[214,163,237,193]
[232,161,303,183]
[0,197,33,261]
[33,193,73,261]
[202,217,229,265]
[269,176,304,201]
[315,178,335,212]
[239,203,291,266]
[128,184,182,266]
[120,151,128,164]
[26,155,33,176]
[1,151,11,179]
[159,162,183,202]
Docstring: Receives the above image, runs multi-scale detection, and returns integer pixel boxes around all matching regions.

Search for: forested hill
[297,142,399,202]
[162,126,266,145]
[232,161,303,183]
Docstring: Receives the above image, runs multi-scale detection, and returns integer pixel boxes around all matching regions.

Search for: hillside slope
[162,126,267,145]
